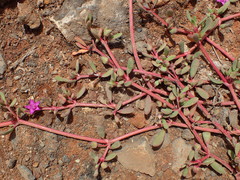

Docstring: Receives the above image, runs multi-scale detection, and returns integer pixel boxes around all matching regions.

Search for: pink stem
[206,37,235,61]
[18,119,107,144]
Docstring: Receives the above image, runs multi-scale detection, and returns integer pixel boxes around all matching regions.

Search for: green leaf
[111,33,122,40]
[161,108,173,115]
[202,132,211,144]
[182,97,199,108]
[188,150,195,161]
[75,60,80,73]
[180,65,190,75]
[190,59,200,78]
[91,141,98,149]
[181,86,190,94]
[0,92,7,104]
[151,129,166,148]
[200,17,213,36]
[96,125,105,138]
[105,84,112,103]
[111,141,121,149]
[186,10,192,23]
[235,143,240,155]
[117,107,134,114]
[124,81,132,87]
[196,87,209,100]
[157,42,166,53]
[210,161,226,175]
[102,69,113,78]
[117,68,125,77]
[162,119,169,130]
[182,167,189,178]
[103,28,112,37]
[9,98,17,107]
[101,56,109,64]
[127,58,134,75]
[217,1,230,14]
[169,28,177,34]
[165,55,176,61]
[144,95,152,115]
[202,158,215,166]
[193,51,202,59]
[88,60,97,73]
[0,126,14,135]
[163,46,170,56]
[105,153,117,161]
[101,162,108,169]
[227,150,235,160]
[76,87,86,99]
[208,76,223,84]
[179,41,185,53]
[54,76,76,83]
[169,110,179,118]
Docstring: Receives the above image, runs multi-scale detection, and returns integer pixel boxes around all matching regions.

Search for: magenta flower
[216,0,229,5]
[25,100,41,114]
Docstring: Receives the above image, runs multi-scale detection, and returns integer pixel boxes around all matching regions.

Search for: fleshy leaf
[101,162,108,169]
[10,98,17,107]
[144,95,152,115]
[0,126,14,135]
[202,131,211,144]
[76,87,86,99]
[0,92,7,104]
[196,87,209,100]
[161,108,173,115]
[91,141,98,149]
[208,76,223,84]
[111,33,122,40]
[127,58,134,75]
[235,143,240,156]
[180,65,190,75]
[96,125,105,138]
[101,56,109,64]
[217,1,230,14]
[88,60,97,73]
[117,107,134,114]
[165,55,176,61]
[102,69,113,78]
[202,158,215,166]
[210,162,226,175]
[111,141,121,149]
[151,129,166,148]
[105,153,117,161]
[54,76,76,83]
[182,97,199,108]
[190,59,200,78]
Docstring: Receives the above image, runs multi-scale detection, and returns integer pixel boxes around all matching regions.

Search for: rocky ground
[0,0,239,180]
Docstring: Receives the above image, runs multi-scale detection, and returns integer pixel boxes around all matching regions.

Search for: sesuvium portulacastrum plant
[0,0,240,178]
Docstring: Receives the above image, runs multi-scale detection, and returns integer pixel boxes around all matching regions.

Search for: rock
[181,129,194,141]
[0,53,7,79]
[50,0,128,42]
[129,112,146,129]
[116,136,156,176]
[6,159,17,169]
[171,138,192,174]
[17,1,41,29]
[17,165,36,180]
[229,110,239,129]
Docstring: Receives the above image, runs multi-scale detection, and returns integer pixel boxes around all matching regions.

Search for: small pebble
[17,165,36,180]
[33,162,39,168]
[75,159,80,163]
[6,159,17,169]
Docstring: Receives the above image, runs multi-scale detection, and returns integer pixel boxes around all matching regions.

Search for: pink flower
[25,100,41,114]
[216,0,229,5]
